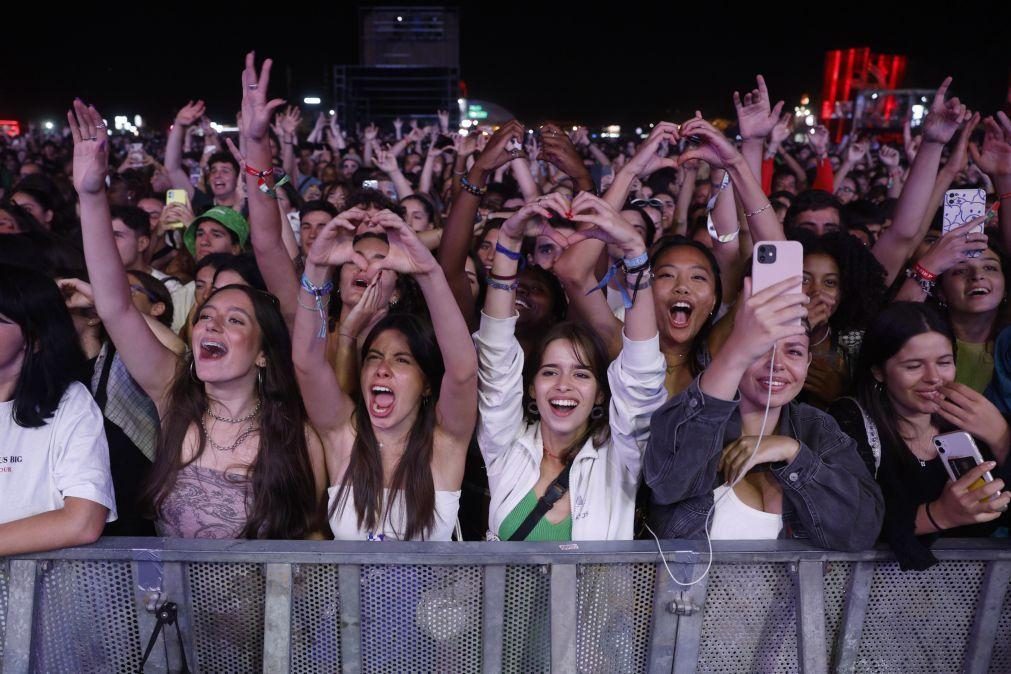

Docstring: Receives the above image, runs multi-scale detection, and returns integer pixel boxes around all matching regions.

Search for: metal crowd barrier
[1,538,1009,673]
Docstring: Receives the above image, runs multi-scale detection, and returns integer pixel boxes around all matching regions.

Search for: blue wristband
[300,274,334,340]
[621,251,649,273]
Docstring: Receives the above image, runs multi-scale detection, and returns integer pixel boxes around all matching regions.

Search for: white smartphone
[933,431,999,500]
[943,188,987,258]
[752,241,803,323]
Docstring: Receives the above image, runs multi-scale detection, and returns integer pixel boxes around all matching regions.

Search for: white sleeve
[607,331,666,480]
[51,383,118,522]
[475,311,526,467]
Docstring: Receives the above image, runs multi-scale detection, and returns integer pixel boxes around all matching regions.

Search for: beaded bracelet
[300,274,333,339]
[460,175,488,197]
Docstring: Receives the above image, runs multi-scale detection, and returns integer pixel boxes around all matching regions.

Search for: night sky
[2,4,1009,131]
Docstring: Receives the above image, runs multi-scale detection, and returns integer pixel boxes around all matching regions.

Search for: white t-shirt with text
[0,381,117,525]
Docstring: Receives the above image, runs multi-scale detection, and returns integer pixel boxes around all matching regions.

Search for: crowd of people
[2,54,1010,571]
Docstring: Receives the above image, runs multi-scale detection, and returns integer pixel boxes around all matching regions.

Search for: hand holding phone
[930,431,1009,529]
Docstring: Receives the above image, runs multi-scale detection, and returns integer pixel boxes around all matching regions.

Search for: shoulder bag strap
[507,461,573,542]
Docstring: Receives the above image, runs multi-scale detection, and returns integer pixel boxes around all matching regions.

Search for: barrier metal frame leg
[832,561,875,673]
[670,564,709,674]
[550,564,577,673]
[262,563,293,674]
[132,560,168,674]
[795,560,827,674]
[2,560,37,674]
[481,565,506,674]
[338,564,361,674]
[163,561,195,673]
[963,560,1011,674]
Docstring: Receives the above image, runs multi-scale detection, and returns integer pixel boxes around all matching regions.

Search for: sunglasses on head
[631,198,664,209]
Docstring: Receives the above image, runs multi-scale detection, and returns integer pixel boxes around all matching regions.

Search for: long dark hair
[523,322,613,456]
[331,313,444,540]
[651,235,723,375]
[0,264,87,427]
[142,285,318,539]
[855,302,956,470]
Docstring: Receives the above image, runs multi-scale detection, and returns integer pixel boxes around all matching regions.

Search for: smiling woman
[477,193,666,541]
[69,98,326,540]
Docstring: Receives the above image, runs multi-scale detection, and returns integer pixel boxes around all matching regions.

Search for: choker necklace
[207,399,261,424]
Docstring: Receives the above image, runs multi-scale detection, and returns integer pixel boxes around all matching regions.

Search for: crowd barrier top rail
[3,538,1010,674]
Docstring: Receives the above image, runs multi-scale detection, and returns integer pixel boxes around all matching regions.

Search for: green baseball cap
[183,206,250,257]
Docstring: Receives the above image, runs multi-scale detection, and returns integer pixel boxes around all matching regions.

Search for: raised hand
[499,193,572,244]
[539,123,587,179]
[769,113,793,146]
[175,100,206,128]
[946,112,981,174]
[677,113,744,169]
[68,99,110,195]
[376,148,399,173]
[240,52,287,142]
[363,123,379,142]
[340,272,389,339]
[808,125,830,158]
[734,75,785,141]
[969,113,1011,178]
[367,210,439,276]
[277,106,302,137]
[847,137,870,164]
[306,214,368,268]
[723,276,809,365]
[473,120,526,172]
[916,216,990,276]
[922,77,968,145]
[56,277,97,311]
[568,192,646,257]
[623,122,679,177]
[437,109,450,133]
[879,145,901,169]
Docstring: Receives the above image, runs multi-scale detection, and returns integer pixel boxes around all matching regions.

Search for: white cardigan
[475,312,666,541]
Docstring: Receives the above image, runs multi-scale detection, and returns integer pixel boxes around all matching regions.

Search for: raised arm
[678,114,783,242]
[375,148,414,199]
[369,211,478,447]
[293,218,363,432]
[734,74,784,181]
[437,120,526,330]
[237,54,299,331]
[69,100,177,409]
[539,123,595,193]
[873,78,967,285]
[165,100,205,198]
[274,105,300,180]
[970,113,1011,254]
[833,137,869,192]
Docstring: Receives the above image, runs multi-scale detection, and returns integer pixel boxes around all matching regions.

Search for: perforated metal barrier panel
[855,560,986,672]
[30,560,142,673]
[502,564,551,674]
[186,562,265,673]
[359,564,483,674]
[576,563,655,673]
[697,562,800,673]
[989,581,1011,674]
[2,541,1009,674]
[290,563,342,673]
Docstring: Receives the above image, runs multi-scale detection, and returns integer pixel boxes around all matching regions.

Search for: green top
[955,339,994,393]
[498,490,572,541]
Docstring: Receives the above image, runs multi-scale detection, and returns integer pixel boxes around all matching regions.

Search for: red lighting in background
[821,48,907,137]
[0,120,20,137]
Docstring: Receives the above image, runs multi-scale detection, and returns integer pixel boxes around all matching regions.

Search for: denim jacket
[644,376,884,551]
